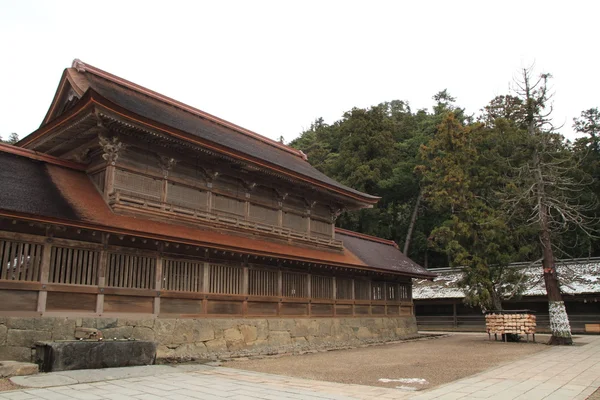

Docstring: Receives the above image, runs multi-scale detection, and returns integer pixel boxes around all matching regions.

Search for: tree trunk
[534,156,573,345]
[403,191,422,255]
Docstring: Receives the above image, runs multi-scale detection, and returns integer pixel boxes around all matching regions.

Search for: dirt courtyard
[226,333,551,391]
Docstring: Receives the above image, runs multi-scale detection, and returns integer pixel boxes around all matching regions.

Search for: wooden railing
[0,232,413,319]
[109,190,344,249]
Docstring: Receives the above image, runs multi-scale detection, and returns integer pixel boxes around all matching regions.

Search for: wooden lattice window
[399,283,411,300]
[354,279,370,300]
[209,263,243,294]
[336,277,353,300]
[163,259,203,292]
[248,204,279,225]
[372,282,385,300]
[0,239,43,282]
[311,275,333,299]
[106,253,156,289]
[114,169,162,200]
[282,272,307,298]
[166,182,208,210]
[310,219,333,238]
[49,246,99,286]
[248,268,278,296]
[386,282,398,301]
[213,195,245,217]
[283,212,307,232]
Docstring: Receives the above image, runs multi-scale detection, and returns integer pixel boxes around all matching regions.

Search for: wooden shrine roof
[0,145,433,278]
[19,60,379,206]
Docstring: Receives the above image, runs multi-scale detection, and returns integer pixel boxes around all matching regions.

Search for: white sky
[1,0,598,143]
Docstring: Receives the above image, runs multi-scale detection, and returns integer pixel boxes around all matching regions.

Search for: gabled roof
[413,262,600,299]
[18,60,379,206]
[0,145,429,278]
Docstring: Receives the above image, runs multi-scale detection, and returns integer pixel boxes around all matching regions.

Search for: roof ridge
[71,59,308,161]
[0,142,87,171]
[335,228,399,248]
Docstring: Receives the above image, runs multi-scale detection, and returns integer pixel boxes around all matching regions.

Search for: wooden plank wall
[0,231,414,318]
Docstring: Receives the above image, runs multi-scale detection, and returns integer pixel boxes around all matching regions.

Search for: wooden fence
[0,231,414,318]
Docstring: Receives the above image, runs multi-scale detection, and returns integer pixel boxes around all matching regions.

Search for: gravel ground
[0,378,19,392]
[226,333,551,391]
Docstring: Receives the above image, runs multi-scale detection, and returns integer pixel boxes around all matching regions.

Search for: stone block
[132,326,155,341]
[268,331,291,347]
[52,318,77,341]
[80,318,97,329]
[205,339,227,352]
[74,327,102,340]
[293,337,308,345]
[7,330,51,348]
[35,340,156,372]
[173,320,214,344]
[154,319,177,344]
[291,320,319,337]
[0,347,32,362]
[268,319,295,331]
[239,325,257,343]
[0,325,7,346]
[102,326,133,340]
[355,326,372,339]
[95,318,118,330]
[7,317,54,331]
[169,343,208,361]
[224,327,243,342]
[0,361,38,377]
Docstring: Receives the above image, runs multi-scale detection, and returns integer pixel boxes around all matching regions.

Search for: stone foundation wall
[0,316,417,363]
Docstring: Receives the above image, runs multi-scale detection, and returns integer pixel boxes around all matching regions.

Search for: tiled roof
[335,229,435,278]
[413,262,600,299]
[22,60,378,204]
[0,146,427,277]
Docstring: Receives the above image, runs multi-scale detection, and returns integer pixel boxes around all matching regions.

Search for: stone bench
[35,340,157,372]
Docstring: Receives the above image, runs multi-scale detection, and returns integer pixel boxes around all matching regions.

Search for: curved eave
[19,90,380,206]
[0,210,423,278]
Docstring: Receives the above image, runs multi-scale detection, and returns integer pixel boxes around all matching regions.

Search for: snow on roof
[413,260,600,300]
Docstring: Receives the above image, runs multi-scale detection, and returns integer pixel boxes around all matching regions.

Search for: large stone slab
[35,340,156,372]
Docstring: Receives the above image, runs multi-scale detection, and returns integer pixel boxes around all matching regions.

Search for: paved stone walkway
[4,334,600,400]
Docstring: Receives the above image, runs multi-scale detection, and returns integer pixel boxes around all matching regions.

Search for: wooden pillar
[153,255,163,315]
[332,276,337,317]
[37,241,53,313]
[104,164,116,201]
[368,279,372,315]
[277,268,282,316]
[161,179,168,210]
[453,302,458,328]
[351,278,356,317]
[203,262,210,314]
[96,247,108,315]
[307,273,312,317]
[242,259,249,316]
[207,187,213,213]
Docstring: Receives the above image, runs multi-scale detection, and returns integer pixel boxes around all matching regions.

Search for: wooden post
[154,255,163,315]
[242,259,249,316]
[96,249,108,315]
[332,276,337,317]
[453,302,458,328]
[203,262,210,314]
[351,279,355,317]
[307,273,312,317]
[277,268,282,316]
[104,164,116,201]
[37,241,52,313]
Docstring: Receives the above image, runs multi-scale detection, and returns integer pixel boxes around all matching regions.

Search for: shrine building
[0,59,433,362]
